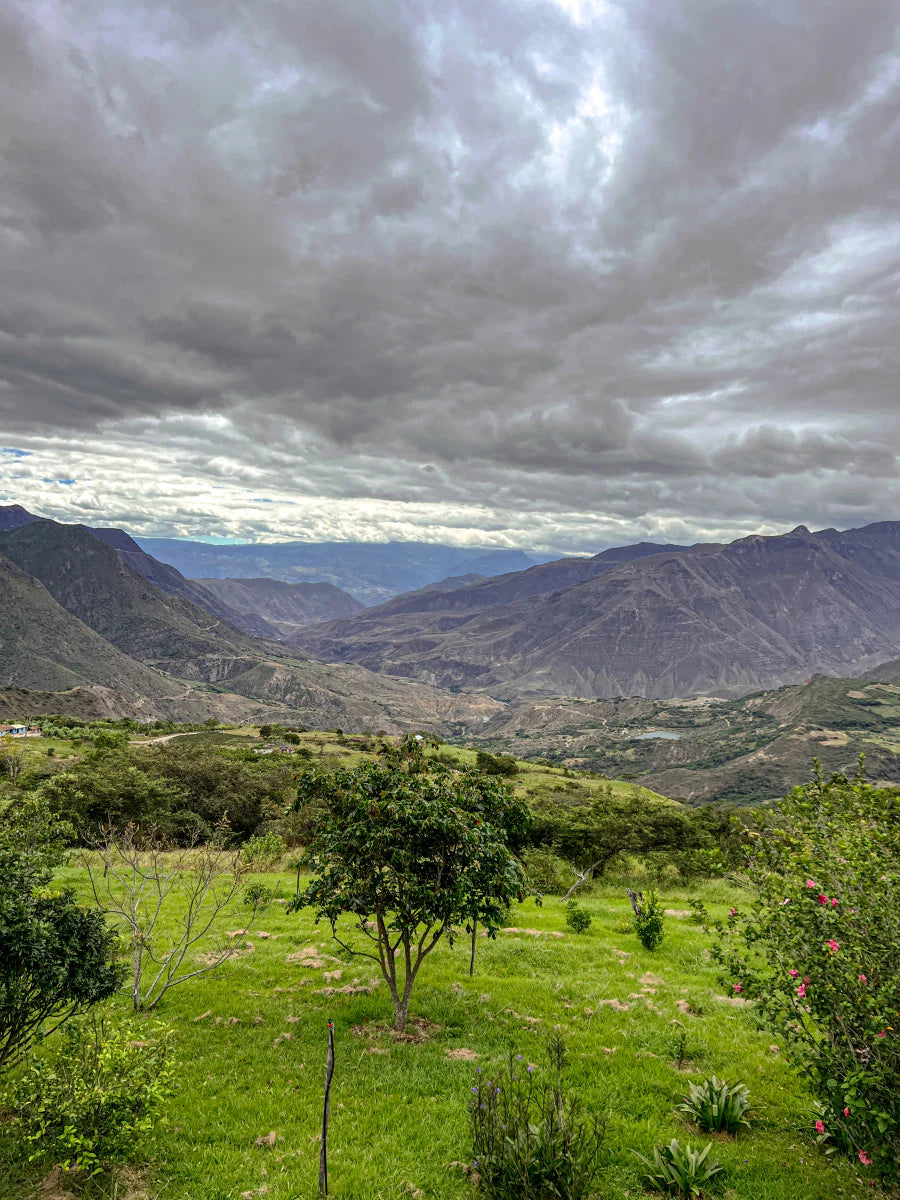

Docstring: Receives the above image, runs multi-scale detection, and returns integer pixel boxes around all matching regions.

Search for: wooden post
[626,888,643,917]
[319,1020,335,1197]
[469,921,477,976]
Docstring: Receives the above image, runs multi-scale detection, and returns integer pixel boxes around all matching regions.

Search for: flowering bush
[704,767,899,1182]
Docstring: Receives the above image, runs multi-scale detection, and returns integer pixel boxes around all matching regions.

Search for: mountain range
[0,515,501,732]
[135,537,540,605]
[291,522,900,700]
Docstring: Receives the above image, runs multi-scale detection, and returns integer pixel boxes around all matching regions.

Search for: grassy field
[2,872,886,1200]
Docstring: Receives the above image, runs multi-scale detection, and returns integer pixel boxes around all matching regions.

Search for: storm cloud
[0,0,898,550]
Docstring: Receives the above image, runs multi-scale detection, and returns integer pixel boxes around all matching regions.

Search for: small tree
[0,797,120,1072]
[0,734,25,783]
[291,762,531,1032]
[81,823,266,1011]
[705,767,900,1182]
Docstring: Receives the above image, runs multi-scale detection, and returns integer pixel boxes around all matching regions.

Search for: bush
[476,750,519,777]
[705,770,900,1181]
[631,1139,723,1198]
[240,830,286,870]
[522,849,572,897]
[678,1076,750,1134]
[468,1033,605,1199]
[2,1014,175,1174]
[564,900,592,934]
[633,889,665,951]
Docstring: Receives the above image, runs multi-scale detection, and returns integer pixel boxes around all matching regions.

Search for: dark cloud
[0,0,897,546]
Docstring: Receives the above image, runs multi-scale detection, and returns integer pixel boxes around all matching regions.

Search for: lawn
[2,873,885,1200]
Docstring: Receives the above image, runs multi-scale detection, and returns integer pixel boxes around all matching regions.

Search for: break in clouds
[0,0,898,551]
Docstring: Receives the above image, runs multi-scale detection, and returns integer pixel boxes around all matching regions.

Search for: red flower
[827,939,840,953]
[843,1107,850,1117]
[806,880,816,888]
[733,982,744,993]
[858,1150,873,1166]
[797,984,807,998]
[817,894,828,905]
[815,1119,825,1134]
[858,974,867,984]
[788,968,799,978]
[831,897,839,907]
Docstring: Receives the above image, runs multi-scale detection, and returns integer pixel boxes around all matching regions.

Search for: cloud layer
[1,0,898,549]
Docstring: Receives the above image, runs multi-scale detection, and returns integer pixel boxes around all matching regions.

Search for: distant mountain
[0,519,502,733]
[0,504,41,533]
[293,523,900,700]
[135,537,538,605]
[193,577,364,635]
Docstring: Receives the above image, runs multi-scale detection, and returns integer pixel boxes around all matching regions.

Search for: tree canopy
[291,761,531,1030]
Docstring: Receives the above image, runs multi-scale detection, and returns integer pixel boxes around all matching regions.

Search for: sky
[0,0,898,553]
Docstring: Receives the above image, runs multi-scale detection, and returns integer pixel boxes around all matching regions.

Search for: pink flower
[733,983,744,993]
[858,974,867,984]
[815,1119,825,1134]
[831,897,839,907]
[780,897,791,905]
[877,1031,886,1039]
[797,984,807,998]
[817,894,829,905]
[827,939,840,953]
[803,976,810,985]
[843,1107,850,1117]
[858,1150,873,1166]
[788,969,799,978]
[729,907,737,916]
[806,880,816,889]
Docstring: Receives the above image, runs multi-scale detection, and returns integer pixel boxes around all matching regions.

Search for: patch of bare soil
[351,1017,441,1044]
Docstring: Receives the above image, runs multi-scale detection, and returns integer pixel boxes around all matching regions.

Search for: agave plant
[677,1076,751,1134]
[631,1138,724,1198]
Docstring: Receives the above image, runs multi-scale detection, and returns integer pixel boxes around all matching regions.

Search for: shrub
[705,769,900,1181]
[240,830,286,870]
[678,1076,750,1134]
[564,900,592,934]
[468,1033,605,1199]
[3,1013,174,1174]
[634,889,665,951]
[476,750,519,777]
[631,1139,723,1198]
[522,849,572,896]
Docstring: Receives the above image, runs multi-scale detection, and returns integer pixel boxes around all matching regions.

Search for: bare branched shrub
[80,822,264,1011]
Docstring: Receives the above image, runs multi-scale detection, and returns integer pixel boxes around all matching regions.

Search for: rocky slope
[192,576,364,635]
[293,524,900,700]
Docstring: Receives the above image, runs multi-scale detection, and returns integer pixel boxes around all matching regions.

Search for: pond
[633,730,682,740]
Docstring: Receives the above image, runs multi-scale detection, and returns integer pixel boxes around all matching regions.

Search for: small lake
[633,730,682,741]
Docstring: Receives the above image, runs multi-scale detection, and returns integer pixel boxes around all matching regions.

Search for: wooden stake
[469,920,477,976]
[319,1020,335,1197]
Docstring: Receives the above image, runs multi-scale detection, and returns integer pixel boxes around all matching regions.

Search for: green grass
[2,873,886,1200]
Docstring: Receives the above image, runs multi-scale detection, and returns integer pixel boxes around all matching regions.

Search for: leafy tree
[0,797,120,1073]
[704,767,900,1182]
[0,734,25,783]
[291,761,531,1031]
[532,789,696,895]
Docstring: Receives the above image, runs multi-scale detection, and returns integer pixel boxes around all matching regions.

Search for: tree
[0,796,120,1072]
[291,761,531,1031]
[0,734,25,783]
[704,767,900,1183]
[532,789,696,896]
[80,822,266,1011]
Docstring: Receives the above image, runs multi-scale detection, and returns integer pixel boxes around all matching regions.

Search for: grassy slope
[5,876,882,1200]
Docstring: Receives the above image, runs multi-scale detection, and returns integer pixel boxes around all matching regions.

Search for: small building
[0,723,41,738]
